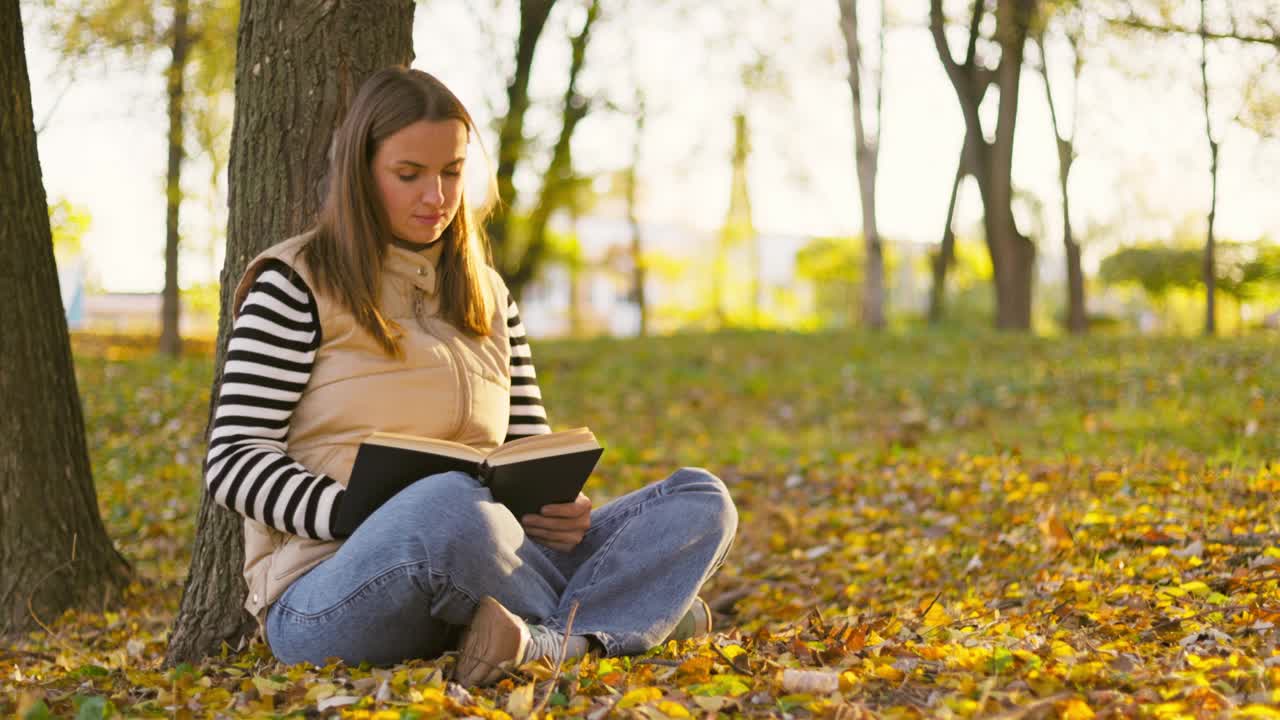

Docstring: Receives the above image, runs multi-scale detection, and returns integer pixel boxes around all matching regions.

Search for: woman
[204,67,737,685]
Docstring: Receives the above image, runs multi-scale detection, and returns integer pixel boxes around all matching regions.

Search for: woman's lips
[413,213,442,224]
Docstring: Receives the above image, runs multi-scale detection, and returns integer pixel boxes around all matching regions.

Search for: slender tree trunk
[567,226,583,338]
[717,110,753,328]
[838,0,886,330]
[160,0,191,357]
[0,0,130,637]
[165,0,415,666]
[505,0,600,298]
[1200,0,1218,336]
[928,151,964,324]
[627,97,648,337]
[487,0,558,276]
[1035,32,1087,333]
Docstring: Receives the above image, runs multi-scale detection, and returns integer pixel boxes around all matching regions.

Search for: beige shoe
[455,596,530,686]
[663,596,713,643]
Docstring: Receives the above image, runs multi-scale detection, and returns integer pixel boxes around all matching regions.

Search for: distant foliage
[1100,242,1280,302]
[48,197,90,260]
[1099,245,1202,298]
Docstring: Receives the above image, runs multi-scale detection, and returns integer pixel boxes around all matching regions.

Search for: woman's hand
[521,493,592,553]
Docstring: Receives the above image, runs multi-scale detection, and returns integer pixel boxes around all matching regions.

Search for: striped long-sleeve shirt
[203,261,552,541]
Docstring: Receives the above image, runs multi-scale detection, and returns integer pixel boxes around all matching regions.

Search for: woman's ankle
[523,624,591,663]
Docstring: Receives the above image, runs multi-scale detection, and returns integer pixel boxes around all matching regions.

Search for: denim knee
[385,471,510,560]
[663,467,739,547]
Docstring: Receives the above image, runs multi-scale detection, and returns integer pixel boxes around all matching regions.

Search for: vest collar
[385,239,445,295]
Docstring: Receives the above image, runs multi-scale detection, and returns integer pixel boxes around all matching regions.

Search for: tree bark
[928,151,965,324]
[165,0,415,666]
[1200,0,1218,336]
[930,0,1037,330]
[505,0,600,298]
[1034,30,1086,333]
[487,0,558,276]
[160,0,191,357]
[838,0,886,330]
[627,95,647,337]
[0,0,130,638]
[716,110,754,328]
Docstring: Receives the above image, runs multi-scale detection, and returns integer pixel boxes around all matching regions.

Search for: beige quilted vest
[230,232,512,622]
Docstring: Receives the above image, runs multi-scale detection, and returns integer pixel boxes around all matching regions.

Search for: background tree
[43,0,238,356]
[0,0,130,637]
[1033,1,1087,333]
[625,89,649,336]
[503,0,603,297]
[930,0,1040,330]
[1196,0,1218,335]
[714,109,756,327]
[486,0,558,289]
[1105,0,1280,335]
[925,0,997,326]
[837,0,887,330]
[165,0,415,665]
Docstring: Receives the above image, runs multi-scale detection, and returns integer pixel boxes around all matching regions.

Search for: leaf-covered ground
[4,330,1280,719]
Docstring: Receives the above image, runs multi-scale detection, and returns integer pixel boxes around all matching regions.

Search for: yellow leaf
[656,700,692,718]
[874,664,904,682]
[839,670,859,691]
[923,602,951,629]
[505,682,534,718]
[1180,580,1211,597]
[1056,697,1096,720]
[619,687,663,709]
[252,676,289,697]
[720,644,747,660]
[305,683,338,702]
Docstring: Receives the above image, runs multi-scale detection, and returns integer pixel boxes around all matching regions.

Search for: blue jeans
[265,467,738,666]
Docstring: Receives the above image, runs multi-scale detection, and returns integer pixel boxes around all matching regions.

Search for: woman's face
[372,118,467,246]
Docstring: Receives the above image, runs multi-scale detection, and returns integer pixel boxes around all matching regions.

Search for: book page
[488,427,599,466]
[364,432,485,463]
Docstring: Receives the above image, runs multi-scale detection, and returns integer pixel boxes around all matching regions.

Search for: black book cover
[482,447,604,519]
[333,443,603,537]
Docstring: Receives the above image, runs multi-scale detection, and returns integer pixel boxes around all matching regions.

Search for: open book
[332,428,603,536]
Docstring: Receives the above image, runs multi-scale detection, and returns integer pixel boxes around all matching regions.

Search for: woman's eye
[443,170,462,178]
[397,174,418,182]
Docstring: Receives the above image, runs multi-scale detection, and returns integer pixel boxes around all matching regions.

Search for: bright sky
[24,2,1280,293]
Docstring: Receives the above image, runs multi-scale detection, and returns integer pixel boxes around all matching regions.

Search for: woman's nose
[420,175,443,205]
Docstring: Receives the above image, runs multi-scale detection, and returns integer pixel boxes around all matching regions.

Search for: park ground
[3,330,1280,719]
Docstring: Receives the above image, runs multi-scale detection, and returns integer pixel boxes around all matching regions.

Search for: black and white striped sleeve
[204,260,346,540]
[505,295,552,441]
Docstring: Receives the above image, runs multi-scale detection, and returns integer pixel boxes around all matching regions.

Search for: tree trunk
[928,152,965,324]
[165,0,415,666]
[0,0,130,637]
[1035,32,1086,333]
[838,0,886,330]
[160,0,191,357]
[716,110,753,328]
[627,97,647,337]
[505,0,600,298]
[988,0,1037,330]
[930,0,1037,331]
[1064,231,1085,332]
[487,0,558,276]
[1200,0,1218,336]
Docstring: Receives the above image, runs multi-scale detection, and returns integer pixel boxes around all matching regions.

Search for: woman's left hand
[522,493,592,553]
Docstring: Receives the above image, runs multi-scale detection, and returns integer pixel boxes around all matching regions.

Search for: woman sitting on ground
[203,66,737,685]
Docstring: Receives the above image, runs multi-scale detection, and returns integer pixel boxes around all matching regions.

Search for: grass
[3,329,1279,718]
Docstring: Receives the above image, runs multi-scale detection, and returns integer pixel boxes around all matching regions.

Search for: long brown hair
[302,67,494,356]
